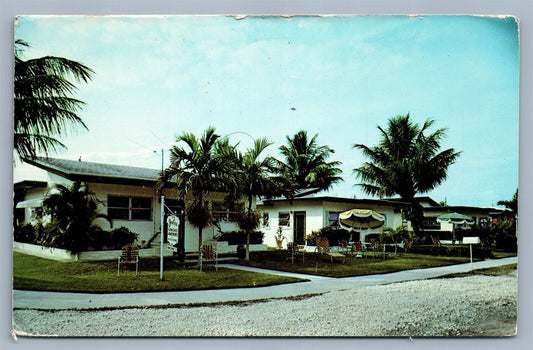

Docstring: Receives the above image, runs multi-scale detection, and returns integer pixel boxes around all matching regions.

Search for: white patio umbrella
[436,212,474,226]
[338,209,386,242]
[437,212,474,242]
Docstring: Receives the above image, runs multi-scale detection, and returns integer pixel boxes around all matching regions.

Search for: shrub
[87,226,138,250]
[307,226,351,246]
[409,244,493,259]
[14,222,138,252]
[218,230,264,245]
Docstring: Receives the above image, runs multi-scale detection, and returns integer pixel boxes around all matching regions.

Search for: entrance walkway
[13,257,517,311]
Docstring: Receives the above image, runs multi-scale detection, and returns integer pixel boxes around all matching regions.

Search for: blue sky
[13,15,519,207]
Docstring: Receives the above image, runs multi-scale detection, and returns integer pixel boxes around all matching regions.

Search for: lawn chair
[287,242,304,264]
[316,237,345,263]
[200,242,218,271]
[118,244,139,276]
[352,241,365,258]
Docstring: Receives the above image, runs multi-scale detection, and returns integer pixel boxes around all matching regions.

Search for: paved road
[12,257,517,311]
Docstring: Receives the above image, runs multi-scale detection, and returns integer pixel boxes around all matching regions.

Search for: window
[108,195,152,221]
[212,202,243,222]
[262,212,269,227]
[328,211,341,227]
[278,212,290,226]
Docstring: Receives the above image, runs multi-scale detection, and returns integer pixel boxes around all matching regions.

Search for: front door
[294,211,306,245]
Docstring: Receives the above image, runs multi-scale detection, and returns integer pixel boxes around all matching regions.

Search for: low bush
[306,226,351,246]
[410,244,493,259]
[218,230,264,245]
[14,223,138,252]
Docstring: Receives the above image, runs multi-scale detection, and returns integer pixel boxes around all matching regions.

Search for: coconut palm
[14,40,94,160]
[158,127,236,267]
[233,137,281,260]
[353,114,461,238]
[277,130,343,191]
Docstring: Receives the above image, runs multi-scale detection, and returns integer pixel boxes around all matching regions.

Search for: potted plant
[275,227,285,249]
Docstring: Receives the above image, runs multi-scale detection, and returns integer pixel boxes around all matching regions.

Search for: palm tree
[233,137,280,261]
[14,40,94,160]
[497,189,518,215]
[353,114,461,238]
[42,181,111,254]
[158,127,236,267]
[277,130,343,191]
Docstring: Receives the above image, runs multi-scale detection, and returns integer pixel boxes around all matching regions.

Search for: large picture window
[108,195,152,221]
[212,202,243,222]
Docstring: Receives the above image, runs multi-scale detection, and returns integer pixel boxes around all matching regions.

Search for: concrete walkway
[13,257,517,311]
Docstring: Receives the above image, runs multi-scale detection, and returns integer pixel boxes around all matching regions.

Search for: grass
[241,250,481,278]
[491,250,518,259]
[435,263,517,279]
[12,252,306,293]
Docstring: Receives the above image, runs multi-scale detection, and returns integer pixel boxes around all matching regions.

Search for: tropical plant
[42,181,112,254]
[158,127,236,267]
[276,130,343,191]
[380,225,413,254]
[497,189,518,215]
[353,114,461,238]
[233,138,282,260]
[14,40,94,161]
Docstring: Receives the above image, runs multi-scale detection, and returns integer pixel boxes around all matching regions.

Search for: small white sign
[167,215,180,236]
[463,236,480,244]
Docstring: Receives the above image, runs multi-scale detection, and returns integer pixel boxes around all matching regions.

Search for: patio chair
[287,242,304,264]
[118,244,139,276]
[352,241,365,258]
[200,242,218,271]
[316,237,345,264]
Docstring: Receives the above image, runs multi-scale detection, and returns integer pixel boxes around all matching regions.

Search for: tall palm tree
[233,137,280,261]
[158,127,236,267]
[14,40,94,160]
[353,114,461,238]
[277,130,343,191]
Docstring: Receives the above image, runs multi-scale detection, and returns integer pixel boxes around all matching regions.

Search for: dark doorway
[293,211,306,245]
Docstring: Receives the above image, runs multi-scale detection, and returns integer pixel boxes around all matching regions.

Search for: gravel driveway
[12,269,517,337]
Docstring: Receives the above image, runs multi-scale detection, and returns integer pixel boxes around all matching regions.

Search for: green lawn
[242,250,484,278]
[12,252,306,293]
[492,250,518,259]
[434,263,517,279]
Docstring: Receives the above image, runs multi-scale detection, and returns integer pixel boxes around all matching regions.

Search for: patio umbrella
[436,212,474,226]
[338,209,385,231]
[437,212,474,243]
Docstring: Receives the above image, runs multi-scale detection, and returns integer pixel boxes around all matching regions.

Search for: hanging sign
[167,215,180,244]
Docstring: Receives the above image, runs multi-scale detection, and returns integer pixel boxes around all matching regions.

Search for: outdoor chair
[200,242,218,271]
[118,244,139,276]
[352,241,365,258]
[287,242,304,264]
[316,237,345,264]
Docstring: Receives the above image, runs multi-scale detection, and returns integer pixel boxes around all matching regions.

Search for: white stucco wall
[19,171,252,252]
[258,198,408,247]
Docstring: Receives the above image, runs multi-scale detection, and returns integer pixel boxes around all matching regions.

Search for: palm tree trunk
[245,194,253,261]
[198,227,203,268]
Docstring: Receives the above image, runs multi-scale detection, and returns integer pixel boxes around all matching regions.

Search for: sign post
[463,236,480,271]
[167,214,180,247]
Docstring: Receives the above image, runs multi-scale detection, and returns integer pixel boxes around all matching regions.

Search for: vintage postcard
[12,15,518,337]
